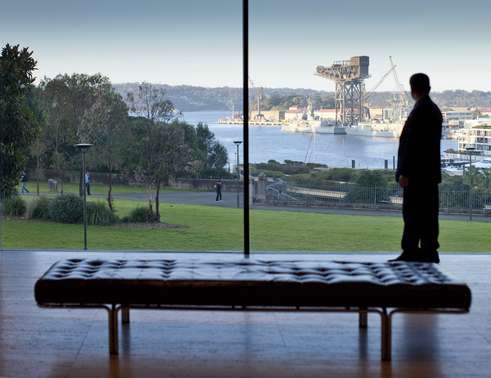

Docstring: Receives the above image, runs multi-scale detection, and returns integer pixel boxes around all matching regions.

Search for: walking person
[20,170,29,194]
[391,73,442,263]
[85,171,92,196]
[215,179,223,202]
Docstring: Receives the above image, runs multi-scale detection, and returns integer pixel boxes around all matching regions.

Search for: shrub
[325,168,357,182]
[29,196,51,220]
[4,196,27,217]
[87,202,117,225]
[255,161,311,175]
[48,194,83,223]
[345,185,390,204]
[124,206,159,223]
[355,170,389,187]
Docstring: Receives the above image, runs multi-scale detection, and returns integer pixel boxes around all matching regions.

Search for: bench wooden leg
[108,305,119,355]
[380,309,391,362]
[122,306,130,325]
[359,309,368,329]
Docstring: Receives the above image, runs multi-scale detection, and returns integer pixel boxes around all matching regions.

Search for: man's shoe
[388,250,421,262]
[419,250,440,264]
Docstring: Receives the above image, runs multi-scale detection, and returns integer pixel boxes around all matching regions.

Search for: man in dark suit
[391,73,443,263]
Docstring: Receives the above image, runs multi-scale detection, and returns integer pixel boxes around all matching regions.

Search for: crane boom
[365,64,397,101]
[389,56,405,95]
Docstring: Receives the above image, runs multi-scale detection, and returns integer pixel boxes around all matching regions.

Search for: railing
[260,183,491,217]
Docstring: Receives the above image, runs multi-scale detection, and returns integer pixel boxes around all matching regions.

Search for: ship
[281,119,321,133]
[281,97,346,134]
[316,120,347,135]
[345,121,403,138]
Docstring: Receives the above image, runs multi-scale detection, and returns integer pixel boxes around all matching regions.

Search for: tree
[126,82,177,122]
[38,73,114,191]
[27,86,47,196]
[79,89,128,209]
[195,123,229,178]
[481,169,491,189]
[0,44,39,198]
[149,122,193,220]
[129,120,194,220]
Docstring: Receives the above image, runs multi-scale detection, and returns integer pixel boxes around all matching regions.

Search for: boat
[441,158,466,176]
[280,97,347,134]
[281,119,320,133]
[315,120,346,135]
[345,121,403,138]
[473,159,491,169]
[443,165,464,176]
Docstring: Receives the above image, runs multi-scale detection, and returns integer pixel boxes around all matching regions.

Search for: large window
[248,0,491,253]
[0,0,243,252]
[1,0,491,254]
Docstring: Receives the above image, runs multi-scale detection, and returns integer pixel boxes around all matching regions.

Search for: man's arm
[396,114,417,183]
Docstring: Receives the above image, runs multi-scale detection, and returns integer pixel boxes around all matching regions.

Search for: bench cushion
[34,259,472,310]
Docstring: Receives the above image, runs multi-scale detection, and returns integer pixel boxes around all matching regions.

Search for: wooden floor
[1,251,490,378]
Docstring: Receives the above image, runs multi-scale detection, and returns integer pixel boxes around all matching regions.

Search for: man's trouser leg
[401,185,420,253]
[420,184,440,252]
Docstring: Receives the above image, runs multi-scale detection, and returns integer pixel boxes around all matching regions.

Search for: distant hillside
[113,83,491,112]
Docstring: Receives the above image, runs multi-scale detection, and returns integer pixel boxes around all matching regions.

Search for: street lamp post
[234,140,242,209]
[75,143,93,250]
[466,146,476,221]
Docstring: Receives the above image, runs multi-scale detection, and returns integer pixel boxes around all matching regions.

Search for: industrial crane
[248,77,265,121]
[364,56,409,121]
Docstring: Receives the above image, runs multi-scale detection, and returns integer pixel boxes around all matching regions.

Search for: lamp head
[75,143,93,152]
[233,140,242,146]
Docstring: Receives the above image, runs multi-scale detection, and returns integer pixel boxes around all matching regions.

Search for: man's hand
[399,175,409,188]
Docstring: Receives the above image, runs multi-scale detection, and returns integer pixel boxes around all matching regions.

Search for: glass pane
[250,0,491,253]
[1,0,243,252]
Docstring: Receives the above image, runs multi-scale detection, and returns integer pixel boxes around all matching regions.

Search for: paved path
[21,190,489,222]
[113,191,244,208]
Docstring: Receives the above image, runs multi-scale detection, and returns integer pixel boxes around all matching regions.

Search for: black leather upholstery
[35,259,472,309]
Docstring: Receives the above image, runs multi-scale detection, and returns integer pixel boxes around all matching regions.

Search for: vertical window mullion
[242,0,250,258]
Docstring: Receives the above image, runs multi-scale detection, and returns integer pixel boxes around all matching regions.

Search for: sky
[1,0,490,91]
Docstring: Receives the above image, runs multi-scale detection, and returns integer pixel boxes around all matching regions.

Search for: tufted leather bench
[35,259,472,361]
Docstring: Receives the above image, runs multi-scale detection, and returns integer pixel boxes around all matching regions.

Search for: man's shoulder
[428,98,443,121]
[415,96,442,116]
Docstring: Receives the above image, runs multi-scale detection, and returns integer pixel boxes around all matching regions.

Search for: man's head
[410,73,431,101]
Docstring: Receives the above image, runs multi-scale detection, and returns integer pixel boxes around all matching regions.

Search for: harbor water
[182,111,457,169]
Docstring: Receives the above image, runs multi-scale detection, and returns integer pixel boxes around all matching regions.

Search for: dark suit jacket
[396,95,443,184]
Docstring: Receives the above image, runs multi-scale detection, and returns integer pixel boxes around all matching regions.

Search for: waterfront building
[285,106,305,121]
[463,117,491,129]
[369,107,386,120]
[442,108,477,122]
[478,107,491,117]
[251,110,285,122]
[457,124,491,156]
[314,108,336,121]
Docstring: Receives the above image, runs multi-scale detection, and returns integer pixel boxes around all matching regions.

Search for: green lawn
[2,200,490,252]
